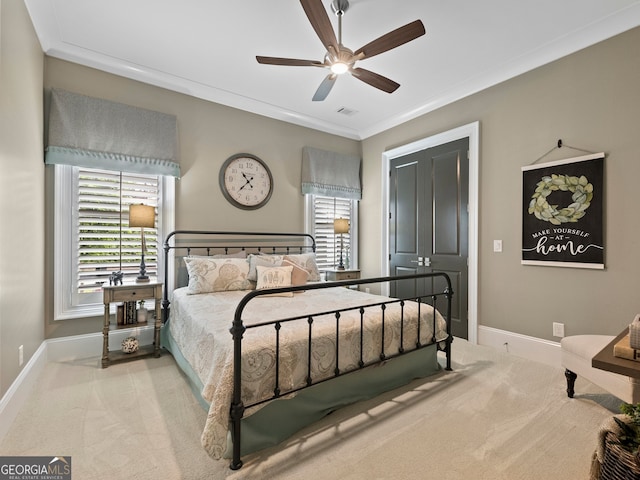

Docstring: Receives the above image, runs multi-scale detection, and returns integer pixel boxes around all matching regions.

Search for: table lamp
[333,218,349,270]
[129,204,155,283]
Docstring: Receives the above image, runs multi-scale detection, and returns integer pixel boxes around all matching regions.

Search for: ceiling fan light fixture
[330,62,349,74]
[258,0,426,101]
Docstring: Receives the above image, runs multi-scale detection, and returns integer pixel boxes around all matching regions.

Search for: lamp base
[136,275,150,283]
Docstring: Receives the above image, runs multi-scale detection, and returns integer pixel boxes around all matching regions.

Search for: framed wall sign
[522,152,605,269]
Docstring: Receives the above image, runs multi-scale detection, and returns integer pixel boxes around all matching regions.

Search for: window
[53,165,174,320]
[305,195,358,271]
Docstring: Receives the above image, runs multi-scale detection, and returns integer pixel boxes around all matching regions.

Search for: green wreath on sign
[528,174,593,225]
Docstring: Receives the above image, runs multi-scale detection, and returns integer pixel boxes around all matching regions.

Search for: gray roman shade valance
[45,89,180,177]
[301,146,362,200]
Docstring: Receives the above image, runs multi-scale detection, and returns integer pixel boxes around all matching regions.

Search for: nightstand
[102,282,163,368]
[325,269,361,281]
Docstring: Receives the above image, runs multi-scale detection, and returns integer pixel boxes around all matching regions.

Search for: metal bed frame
[162,231,453,470]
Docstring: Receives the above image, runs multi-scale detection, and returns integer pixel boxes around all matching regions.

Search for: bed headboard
[162,230,316,316]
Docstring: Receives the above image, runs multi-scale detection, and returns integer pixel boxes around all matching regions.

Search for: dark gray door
[389,137,469,339]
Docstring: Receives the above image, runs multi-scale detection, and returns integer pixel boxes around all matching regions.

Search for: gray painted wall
[0,0,45,398]
[361,27,640,341]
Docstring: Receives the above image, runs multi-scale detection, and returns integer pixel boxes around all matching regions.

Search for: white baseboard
[477,325,562,368]
[0,341,48,441]
[0,325,156,443]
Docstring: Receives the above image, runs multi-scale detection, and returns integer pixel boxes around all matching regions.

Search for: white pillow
[247,254,283,281]
[255,265,294,297]
[183,257,252,294]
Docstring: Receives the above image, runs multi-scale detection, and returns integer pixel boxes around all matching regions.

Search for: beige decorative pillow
[283,253,320,281]
[282,258,309,287]
[255,265,293,297]
[184,257,252,294]
[247,254,283,281]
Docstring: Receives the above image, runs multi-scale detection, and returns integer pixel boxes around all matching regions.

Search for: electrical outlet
[493,240,503,252]
[19,345,24,366]
[553,322,565,338]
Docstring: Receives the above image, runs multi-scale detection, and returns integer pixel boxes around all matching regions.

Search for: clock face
[219,154,273,210]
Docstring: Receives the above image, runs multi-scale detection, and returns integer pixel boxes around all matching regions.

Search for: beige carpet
[0,339,620,480]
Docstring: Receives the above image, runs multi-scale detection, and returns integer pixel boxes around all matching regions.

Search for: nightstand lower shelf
[103,344,160,368]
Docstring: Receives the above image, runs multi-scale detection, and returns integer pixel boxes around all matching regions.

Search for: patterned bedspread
[168,286,448,459]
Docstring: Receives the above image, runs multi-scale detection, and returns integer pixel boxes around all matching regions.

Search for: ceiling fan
[256,0,426,101]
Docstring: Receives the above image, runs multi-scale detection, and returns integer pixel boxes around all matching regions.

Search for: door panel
[389,153,424,299]
[389,155,420,284]
[433,152,460,255]
[389,138,469,339]
[395,160,418,255]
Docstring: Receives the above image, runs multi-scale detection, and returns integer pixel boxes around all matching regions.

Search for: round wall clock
[219,153,274,210]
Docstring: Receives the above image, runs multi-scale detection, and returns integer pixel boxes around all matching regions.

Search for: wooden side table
[325,269,361,281]
[592,327,640,378]
[102,282,163,368]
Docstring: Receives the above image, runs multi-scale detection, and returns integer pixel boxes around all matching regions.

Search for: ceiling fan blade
[351,68,400,93]
[300,0,339,52]
[256,56,324,67]
[353,20,426,59]
[312,74,337,101]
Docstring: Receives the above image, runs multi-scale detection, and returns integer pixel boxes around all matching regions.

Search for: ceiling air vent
[337,107,358,116]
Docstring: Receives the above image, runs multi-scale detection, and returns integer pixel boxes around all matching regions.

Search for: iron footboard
[229,272,453,470]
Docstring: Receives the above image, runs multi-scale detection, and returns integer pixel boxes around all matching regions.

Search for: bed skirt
[161,322,442,458]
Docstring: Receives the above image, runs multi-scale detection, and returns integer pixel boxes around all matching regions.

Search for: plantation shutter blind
[312,196,352,269]
[77,168,159,292]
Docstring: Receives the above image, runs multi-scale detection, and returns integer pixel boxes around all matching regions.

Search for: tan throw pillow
[247,254,283,281]
[184,257,252,294]
[255,265,293,297]
[283,253,320,281]
[282,258,309,287]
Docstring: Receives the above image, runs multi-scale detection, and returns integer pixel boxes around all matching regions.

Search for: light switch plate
[493,240,503,252]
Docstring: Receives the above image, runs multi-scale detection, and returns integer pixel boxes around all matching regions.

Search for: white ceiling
[25,0,640,140]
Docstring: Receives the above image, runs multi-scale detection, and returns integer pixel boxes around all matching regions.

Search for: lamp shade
[333,218,349,234]
[129,204,155,228]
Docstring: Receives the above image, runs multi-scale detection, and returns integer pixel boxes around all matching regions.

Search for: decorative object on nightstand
[129,203,155,283]
[137,300,148,324]
[109,270,123,285]
[121,336,139,354]
[333,217,349,270]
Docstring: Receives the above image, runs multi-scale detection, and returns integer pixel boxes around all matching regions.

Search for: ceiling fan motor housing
[331,0,349,16]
